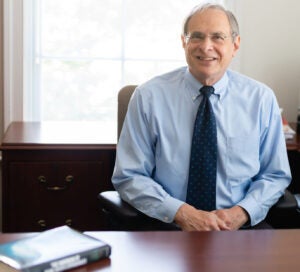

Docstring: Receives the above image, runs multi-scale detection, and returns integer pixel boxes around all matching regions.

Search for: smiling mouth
[196,56,217,61]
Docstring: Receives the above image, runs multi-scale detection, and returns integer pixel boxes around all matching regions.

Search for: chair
[98,85,299,230]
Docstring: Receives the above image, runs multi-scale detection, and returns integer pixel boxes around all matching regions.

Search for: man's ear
[181,34,187,49]
[232,35,240,57]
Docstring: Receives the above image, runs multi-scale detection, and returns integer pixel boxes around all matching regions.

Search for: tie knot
[200,86,214,98]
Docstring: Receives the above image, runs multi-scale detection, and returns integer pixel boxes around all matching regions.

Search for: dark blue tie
[186,86,217,211]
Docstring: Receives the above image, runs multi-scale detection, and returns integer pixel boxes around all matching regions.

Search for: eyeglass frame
[184,31,238,45]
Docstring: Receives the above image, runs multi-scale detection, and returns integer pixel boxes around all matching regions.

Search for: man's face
[181,8,240,85]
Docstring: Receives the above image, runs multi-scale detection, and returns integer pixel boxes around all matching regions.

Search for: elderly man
[112,3,291,231]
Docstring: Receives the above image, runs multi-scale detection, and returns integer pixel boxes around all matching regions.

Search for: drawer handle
[37,219,72,228]
[38,175,74,191]
[65,219,72,226]
[37,219,47,228]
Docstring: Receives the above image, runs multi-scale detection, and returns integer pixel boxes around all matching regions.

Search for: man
[112,3,291,231]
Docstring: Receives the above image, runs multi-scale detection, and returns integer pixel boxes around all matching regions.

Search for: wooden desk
[286,124,300,150]
[286,126,300,193]
[1,230,300,272]
[1,122,116,232]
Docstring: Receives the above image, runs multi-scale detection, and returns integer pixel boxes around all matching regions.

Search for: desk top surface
[1,121,117,149]
[1,229,300,272]
[282,122,300,150]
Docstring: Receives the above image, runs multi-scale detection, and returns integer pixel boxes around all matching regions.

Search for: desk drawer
[3,160,112,232]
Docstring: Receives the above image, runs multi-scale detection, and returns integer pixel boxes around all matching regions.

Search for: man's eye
[212,34,225,41]
[191,34,204,40]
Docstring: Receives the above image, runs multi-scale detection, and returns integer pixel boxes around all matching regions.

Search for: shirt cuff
[237,196,269,226]
[155,195,185,223]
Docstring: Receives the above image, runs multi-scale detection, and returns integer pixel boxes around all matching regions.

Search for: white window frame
[3,0,24,130]
[3,0,237,131]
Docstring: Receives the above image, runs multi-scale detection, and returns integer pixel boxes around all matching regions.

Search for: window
[4,0,228,137]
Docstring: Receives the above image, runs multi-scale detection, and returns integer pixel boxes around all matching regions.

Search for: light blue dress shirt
[112,67,291,226]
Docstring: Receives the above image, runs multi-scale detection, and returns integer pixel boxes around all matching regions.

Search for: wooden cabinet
[286,125,300,194]
[1,122,116,232]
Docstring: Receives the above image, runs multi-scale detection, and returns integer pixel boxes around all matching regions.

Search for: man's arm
[235,96,291,226]
[112,87,184,223]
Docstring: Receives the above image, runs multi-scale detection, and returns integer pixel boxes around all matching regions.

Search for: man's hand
[212,206,249,230]
[174,204,231,231]
[174,204,249,231]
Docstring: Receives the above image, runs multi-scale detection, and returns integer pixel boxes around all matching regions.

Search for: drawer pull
[65,219,72,226]
[65,175,74,183]
[37,219,73,228]
[38,175,74,191]
[37,219,47,228]
[38,175,47,183]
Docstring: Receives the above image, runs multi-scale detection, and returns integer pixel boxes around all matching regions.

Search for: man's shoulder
[227,70,273,93]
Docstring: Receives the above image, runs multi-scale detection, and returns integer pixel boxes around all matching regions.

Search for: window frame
[3,0,24,130]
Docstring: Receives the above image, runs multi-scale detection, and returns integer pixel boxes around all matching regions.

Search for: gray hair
[182,3,239,41]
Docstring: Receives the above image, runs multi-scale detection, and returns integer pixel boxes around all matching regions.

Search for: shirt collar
[184,68,228,102]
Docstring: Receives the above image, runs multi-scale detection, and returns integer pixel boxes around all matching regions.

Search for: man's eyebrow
[211,31,227,35]
[188,31,203,35]
[189,31,227,35]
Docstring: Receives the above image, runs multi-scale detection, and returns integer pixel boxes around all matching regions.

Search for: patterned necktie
[186,86,217,211]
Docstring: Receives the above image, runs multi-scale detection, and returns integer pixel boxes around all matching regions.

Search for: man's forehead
[187,8,230,32]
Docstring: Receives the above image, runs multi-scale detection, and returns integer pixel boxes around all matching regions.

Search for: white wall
[233,0,300,122]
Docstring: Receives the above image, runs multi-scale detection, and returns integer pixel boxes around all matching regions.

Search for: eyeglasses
[185,32,235,45]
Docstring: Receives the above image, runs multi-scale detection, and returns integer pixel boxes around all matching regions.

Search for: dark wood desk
[286,124,300,150]
[286,126,300,193]
[1,230,300,272]
[1,122,116,232]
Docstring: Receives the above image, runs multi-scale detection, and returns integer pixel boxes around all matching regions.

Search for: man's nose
[199,36,214,50]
